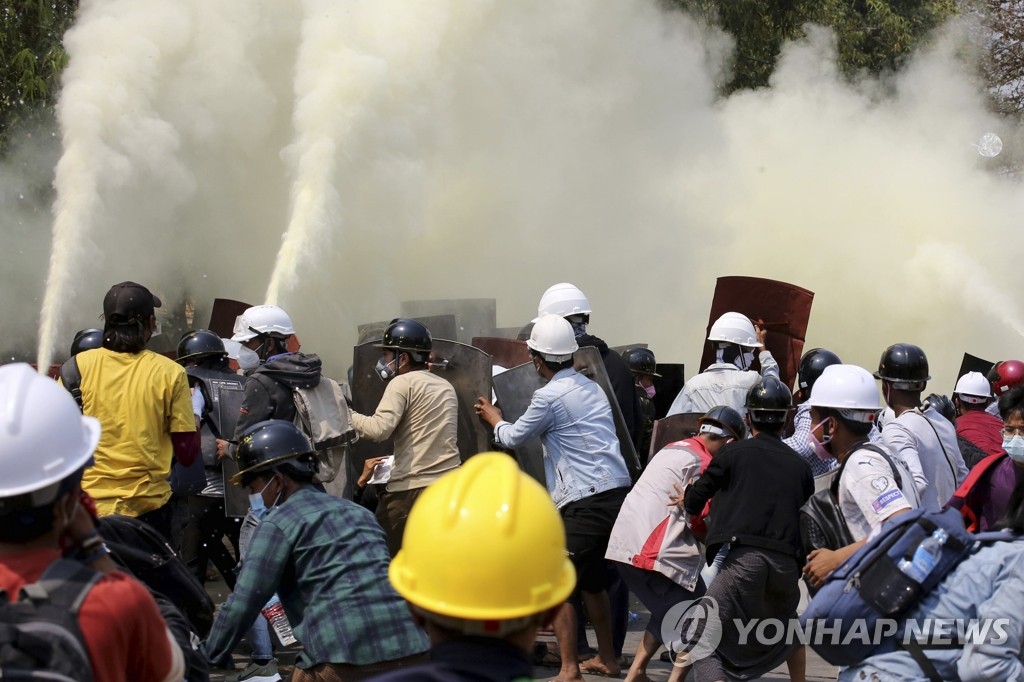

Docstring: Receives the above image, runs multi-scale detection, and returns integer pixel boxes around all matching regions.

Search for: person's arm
[683,449,730,516]
[881,422,928,499]
[202,521,289,667]
[784,405,815,460]
[957,552,1024,682]
[350,380,408,442]
[168,367,199,466]
[489,392,555,448]
[803,540,866,588]
[755,325,780,378]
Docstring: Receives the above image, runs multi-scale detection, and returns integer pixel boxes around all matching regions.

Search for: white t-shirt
[838,445,920,542]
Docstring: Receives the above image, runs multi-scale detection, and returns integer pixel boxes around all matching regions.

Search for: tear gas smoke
[18,1,1024,388]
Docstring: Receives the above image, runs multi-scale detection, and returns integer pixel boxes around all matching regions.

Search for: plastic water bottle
[898,529,948,583]
[700,544,729,587]
[261,594,297,646]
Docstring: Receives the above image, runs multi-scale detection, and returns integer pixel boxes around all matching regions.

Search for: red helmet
[988,360,1024,396]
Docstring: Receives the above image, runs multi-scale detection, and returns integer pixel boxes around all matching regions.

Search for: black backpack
[0,558,100,681]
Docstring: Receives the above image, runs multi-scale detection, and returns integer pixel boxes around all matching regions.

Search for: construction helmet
[231,420,317,485]
[708,312,762,348]
[536,283,591,319]
[231,305,295,343]
[698,405,746,440]
[527,314,578,362]
[389,453,576,633]
[797,348,841,392]
[988,360,1024,396]
[69,328,103,356]
[176,329,227,365]
[0,363,100,511]
[745,376,792,423]
[376,318,432,359]
[622,348,660,377]
[954,371,993,404]
[873,343,930,390]
[806,364,881,422]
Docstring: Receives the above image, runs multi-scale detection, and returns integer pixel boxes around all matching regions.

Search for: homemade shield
[650,412,703,456]
[401,299,497,345]
[208,298,253,339]
[957,353,995,388]
[698,276,814,390]
[491,362,547,485]
[653,363,685,420]
[471,336,531,370]
[574,346,643,480]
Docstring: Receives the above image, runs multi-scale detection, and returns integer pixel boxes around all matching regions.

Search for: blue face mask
[248,478,278,519]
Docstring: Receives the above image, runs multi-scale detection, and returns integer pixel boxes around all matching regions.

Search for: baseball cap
[103,281,162,322]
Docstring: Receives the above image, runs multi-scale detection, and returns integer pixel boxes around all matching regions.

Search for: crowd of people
[2,279,1023,682]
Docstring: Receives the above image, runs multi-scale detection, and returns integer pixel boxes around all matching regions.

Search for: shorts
[561,487,628,593]
[616,562,704,640]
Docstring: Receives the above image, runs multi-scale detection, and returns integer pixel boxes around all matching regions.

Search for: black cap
[103,281,162,322]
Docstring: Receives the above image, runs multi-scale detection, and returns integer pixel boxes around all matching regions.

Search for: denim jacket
[494,368,631,509]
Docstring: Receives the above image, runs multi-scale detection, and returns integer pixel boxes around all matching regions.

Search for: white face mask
[1003,435,1024,463]
[236,346,260,372]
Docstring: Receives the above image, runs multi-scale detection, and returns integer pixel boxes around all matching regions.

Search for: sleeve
[233,376,276,441]
[842,452,912,531]
[684,449,730,515]
[203,521,289,665]
[784,405,814,460]
[168,366,197,433]
[881,421,928,500]
[758,350,780,378]
[957,552,1024,682]
[350,379,408,442]
[493,391,556,448]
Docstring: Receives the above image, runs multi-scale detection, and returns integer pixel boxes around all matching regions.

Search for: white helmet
[536,283,591,319]
[708,312,761,348]
[0,364,100,507]
[954,371,992,404]
[527,314,579,361]
[231,305,295,342]
[806,364,881,422]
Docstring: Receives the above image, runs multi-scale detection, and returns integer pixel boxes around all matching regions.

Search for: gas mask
[1002,435,1024,463]
[808,418,834,461]
[566,315,588,339]
[376,356,399,382]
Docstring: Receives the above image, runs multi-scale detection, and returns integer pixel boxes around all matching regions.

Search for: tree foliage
[0,0,78,152]
[968,1,1024,115]
[666,0,959,92]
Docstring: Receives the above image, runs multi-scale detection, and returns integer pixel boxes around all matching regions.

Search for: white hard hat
[954,371,992,404]
[231,305,295,342]
[527,314,579,361]
[806,364,881,420]
[708,312,761,348]
[536,283,591,319]
[0,364,100,507]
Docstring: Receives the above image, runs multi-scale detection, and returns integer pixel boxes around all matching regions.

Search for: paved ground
[206,579,838,681]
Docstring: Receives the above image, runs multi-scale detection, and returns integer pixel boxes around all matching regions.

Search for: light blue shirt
[493,368,631,509]
[839,541,1024,682]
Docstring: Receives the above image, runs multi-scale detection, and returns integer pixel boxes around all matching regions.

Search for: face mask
[809,418,834,461]
[644,384,656,399]
[734,351,755,370]
[248,478,276,519]
[237,346,260,372]
[151,319,163,337]
[1003,435,1024,463]
[376,357,398,382]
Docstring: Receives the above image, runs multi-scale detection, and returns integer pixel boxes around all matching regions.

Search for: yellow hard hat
[389,452,576,623]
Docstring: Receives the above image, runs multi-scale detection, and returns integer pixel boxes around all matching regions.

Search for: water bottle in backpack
[898,528,949,583]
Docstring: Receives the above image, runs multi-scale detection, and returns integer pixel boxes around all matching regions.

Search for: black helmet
[70,328,103,356]
[176,329,227,365]
[874,343,930,390]
[698,405,746,440]
[797,348,841,392]
[377,318,432,360]
[622,348,661,377]
[232,420,317,485]
[745,376,793,423]
[924,393,956,424]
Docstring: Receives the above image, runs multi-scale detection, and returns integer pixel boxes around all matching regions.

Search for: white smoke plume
[19,0,1024,387]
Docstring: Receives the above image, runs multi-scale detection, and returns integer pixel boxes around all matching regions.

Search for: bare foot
[579,656,622,677]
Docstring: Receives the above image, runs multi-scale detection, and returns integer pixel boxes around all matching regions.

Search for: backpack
[292,377,358,487]
[946,451,1007,532]
[799,506,1018,671]
[58,358,84,412]
[0,558,100,681]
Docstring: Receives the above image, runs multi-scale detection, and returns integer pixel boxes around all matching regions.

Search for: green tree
[666,0,959,92]
[0,0,78,153]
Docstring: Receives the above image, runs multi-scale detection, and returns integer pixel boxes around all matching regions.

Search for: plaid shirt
[784,402,884,478]
[204,486,428,668]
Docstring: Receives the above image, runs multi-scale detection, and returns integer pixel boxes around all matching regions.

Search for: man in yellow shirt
[75,281,198,540]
